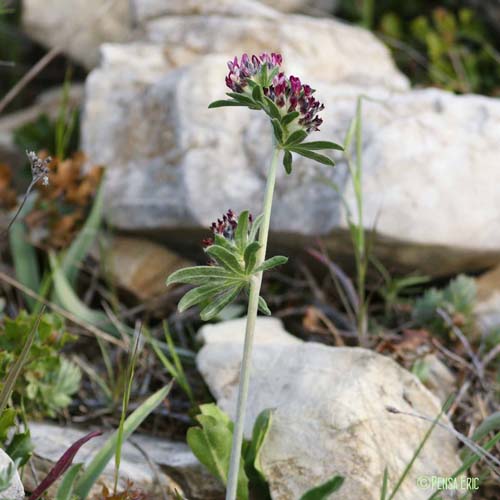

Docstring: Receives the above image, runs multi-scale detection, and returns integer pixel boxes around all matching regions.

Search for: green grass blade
[113,329,141,493]
[55,463,82,500]
[74,383,172,499]
[9,195,40,310]
[61,178,105,286]
[470,412,500,444]
[380,467,389,500]
[163,322,194,404]
[49,252,116,333]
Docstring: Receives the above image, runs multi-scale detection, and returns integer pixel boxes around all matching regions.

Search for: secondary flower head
[265,73,324,132]
[202,209,253,248]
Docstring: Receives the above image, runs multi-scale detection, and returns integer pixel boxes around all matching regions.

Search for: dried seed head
[26,150,51,186]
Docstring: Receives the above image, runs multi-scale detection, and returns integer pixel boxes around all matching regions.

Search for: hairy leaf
[296,141,344,151]
[281,111,300,126]
[178,282,240,312]
[283,151,292,174]
[235,210,250,250]
[289,147,335,166]
[167,266,235,286]
[206,245,245,275]
[244,242,261,273]
[208,100,247,108]
[285,130,307,146]
[255,256,288,273]
[271,119,284,144]
[258,296,271,316]
[187,404,249,500]
[200,285,244,321]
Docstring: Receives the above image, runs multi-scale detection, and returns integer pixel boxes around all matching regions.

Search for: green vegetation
[338,0,500,95]
[0,311,80,418]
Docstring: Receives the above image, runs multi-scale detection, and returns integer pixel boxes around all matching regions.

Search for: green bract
[166,211,287,320]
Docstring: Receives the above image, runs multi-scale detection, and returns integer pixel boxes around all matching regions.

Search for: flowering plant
[210,53,342,172]
[167,52,342,500]
[168,209,286,321]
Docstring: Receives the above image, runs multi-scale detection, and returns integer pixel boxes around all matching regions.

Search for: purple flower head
[222,53,326,136]
[225,52,283,93]
[265,74,324,133]
[202,209,253,248]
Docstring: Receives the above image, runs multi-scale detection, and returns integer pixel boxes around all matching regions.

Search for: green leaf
[271,119,284,144]
[49,252,115,334]
[199,403,233,429]
[208,100,246,108]
[289,147,335,166]
[296,141,344,151]
[281,111,299,126]
[178,282,239,312]
[6,431,34,466]
[0,410,16,442]
[258,296,271,316]
[248,214,264,243]
[264,96,281,120]
[245,409,273,482]
[167,266,235,286]
[213,233,236,252]
[0,459,19,494]
[206,245,245,275]
[226,92,257,107]
[9,195,40,311]
[61,177,105,286]
[244,242,261,273]
[235,210,250,250]
[299,475,345,500]
[255,256,288,273]
[284,130,307,146]
[187,404,249,500]
[74,384,172,499]
[267,66,280,85]
[470,411,500,443]
[200,285,244,321]
[252,85,263,102]
[380,467,389,500]
[283,151,292,174]
[260,63,268,87]
[55,463,83,500]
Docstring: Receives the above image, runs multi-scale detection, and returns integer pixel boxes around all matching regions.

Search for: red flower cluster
[225,53,324,133]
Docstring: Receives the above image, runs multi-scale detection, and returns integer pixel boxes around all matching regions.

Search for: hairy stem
[225,146,280,500]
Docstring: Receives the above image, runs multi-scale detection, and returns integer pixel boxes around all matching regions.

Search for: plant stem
[354,98,368,347]
[225,145,281,500]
